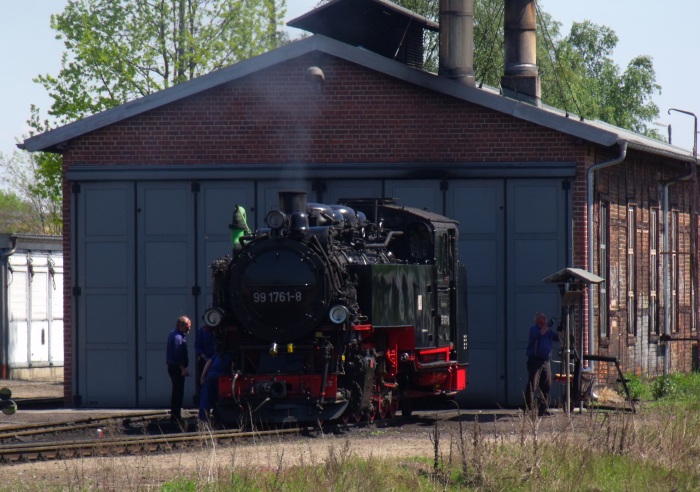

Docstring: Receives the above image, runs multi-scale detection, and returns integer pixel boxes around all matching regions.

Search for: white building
[1,234,63,381]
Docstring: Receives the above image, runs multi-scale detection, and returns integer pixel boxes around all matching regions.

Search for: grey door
[506,180,566,406]
[75,182,136,407]
[448,179,567,407]
[386,180,442,213]
[325,180,383,205]
[136,182,196,407]
[448,180,506,406]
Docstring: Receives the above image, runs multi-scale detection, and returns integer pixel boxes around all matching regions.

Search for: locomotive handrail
[364,230,403,248]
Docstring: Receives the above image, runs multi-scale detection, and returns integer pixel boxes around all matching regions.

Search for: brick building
[20,0,698,408]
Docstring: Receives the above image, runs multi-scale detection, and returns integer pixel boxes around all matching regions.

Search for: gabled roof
[21,34,695,163]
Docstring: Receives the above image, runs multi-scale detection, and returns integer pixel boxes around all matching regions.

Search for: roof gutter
[586,141,628,371]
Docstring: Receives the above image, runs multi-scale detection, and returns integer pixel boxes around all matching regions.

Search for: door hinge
[72,286,82,296]
[192,286,201,296]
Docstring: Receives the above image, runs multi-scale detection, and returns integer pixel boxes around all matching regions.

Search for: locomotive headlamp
[203,307,224,327]
[269,342,279,357]
[328,305,349,324]
[265,210,286,230]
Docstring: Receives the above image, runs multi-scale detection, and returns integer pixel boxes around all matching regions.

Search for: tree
[0,149,61,235]
[392,0,662,138]
[36,0,289,124]
[15,0,289,227]
[0,190,36,235]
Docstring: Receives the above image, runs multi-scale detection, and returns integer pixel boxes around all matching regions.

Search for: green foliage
[0,147,62,235]
[36,0,289,124]
[652,375,678,400]
[160,477,197,492]
[622,373,652,401]
[618,372,700,404]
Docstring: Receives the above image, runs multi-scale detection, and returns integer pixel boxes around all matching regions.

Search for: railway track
[0,410,173,442]
[0,410,394,464]
[0,425,307,463]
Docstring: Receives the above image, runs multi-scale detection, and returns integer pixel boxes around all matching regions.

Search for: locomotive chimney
[501,0,541,106]
[279,191,308,214]
[439,0,475,86]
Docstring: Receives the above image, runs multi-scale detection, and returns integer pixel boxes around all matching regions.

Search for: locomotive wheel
[352,411,363,423]
[377,398,388,420]
[367,403,376,424]
[388,397,399,418]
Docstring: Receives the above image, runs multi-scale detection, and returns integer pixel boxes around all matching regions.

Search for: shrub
[622,373,651,401]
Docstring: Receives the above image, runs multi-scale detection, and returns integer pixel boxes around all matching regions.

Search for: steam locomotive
[202,191,467,426]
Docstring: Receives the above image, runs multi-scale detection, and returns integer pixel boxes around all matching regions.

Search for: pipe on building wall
[586,142,628,372]
[1,235,19,379]
[661,165,694,375]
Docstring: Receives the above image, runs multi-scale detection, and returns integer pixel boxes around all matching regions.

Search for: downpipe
[587,142,627,372]
[662,164,695,375]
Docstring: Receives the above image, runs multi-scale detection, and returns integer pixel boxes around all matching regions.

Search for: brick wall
[592,150,697,386]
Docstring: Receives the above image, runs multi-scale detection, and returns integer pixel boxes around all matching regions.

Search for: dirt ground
[0,378,627,488]
[0,378,63,400]
[0,408,534,488]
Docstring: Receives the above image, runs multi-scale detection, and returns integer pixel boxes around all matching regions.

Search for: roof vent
[287,0,438,69]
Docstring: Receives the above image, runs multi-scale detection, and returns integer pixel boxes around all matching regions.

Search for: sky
[1,0,698,159]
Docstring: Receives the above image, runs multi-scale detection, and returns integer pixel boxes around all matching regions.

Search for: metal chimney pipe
[439,0,475,86]
[501,0,541,106]
[279,191,308,214]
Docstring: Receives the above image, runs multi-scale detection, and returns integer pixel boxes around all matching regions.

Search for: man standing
[524,312,560,416]
[166,315,191,423]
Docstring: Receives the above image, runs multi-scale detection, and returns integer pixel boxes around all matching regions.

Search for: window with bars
[671,210,679,333]
[627,204,637,337]
[599,201,609,339]
[650,208,659,337]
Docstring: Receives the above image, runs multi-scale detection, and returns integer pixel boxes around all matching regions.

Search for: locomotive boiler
[203,191,467,426]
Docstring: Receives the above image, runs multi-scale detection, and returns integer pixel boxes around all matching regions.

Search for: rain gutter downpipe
[662,164,695,375]
[587,141,628,371]
[1,235,19,379]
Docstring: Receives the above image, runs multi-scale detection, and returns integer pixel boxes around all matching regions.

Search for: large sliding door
[448,181,506,406]
[75,183,136,407]
[136,182,196,407]
[447,179,567,406]
[505,180,566,405]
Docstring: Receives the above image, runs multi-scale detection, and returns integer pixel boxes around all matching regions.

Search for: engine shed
[20,0,699,409]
